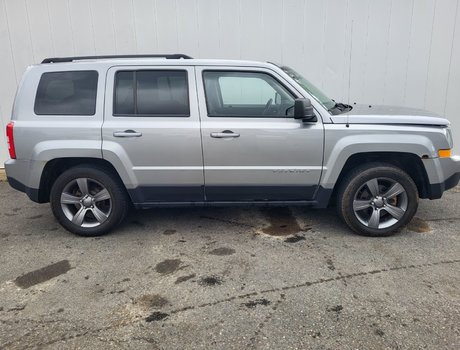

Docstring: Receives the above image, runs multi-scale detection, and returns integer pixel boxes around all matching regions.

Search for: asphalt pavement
[0,182,459,349]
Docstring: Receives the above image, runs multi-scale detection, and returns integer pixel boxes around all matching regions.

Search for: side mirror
[294,98,317,122]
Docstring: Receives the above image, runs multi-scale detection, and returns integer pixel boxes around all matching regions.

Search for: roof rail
[41,54,193,64]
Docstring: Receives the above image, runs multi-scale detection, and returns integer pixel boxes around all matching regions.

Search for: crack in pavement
[247,293,286,347]
[2,258,459,348]
[423,217,460,222]
[168,258,460,316]
[0,321,92,349]
[199,215,256,228]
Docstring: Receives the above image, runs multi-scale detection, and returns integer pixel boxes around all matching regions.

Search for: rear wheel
[337,163,419,237]
[50,166,128,236]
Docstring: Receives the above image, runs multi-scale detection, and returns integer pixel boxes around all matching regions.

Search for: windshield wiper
[336,102,352,111]
[330,101,353,113]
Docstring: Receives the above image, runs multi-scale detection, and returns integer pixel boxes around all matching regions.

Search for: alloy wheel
[353,177,408,229]
[60,178,112,228]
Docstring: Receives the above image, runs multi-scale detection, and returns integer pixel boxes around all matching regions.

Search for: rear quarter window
[34,71,98,116]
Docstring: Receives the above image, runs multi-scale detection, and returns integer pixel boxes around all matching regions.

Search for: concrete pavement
[0,182,459,349]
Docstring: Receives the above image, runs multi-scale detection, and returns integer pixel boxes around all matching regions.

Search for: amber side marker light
[438,149,452,158]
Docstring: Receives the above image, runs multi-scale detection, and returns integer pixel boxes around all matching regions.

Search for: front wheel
[50,166,128,236]
[337,163,419,237]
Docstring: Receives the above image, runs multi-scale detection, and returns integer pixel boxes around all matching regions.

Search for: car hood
[330,104,450,126]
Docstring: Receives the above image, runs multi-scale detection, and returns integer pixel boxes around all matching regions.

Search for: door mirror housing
[294,98,317,122]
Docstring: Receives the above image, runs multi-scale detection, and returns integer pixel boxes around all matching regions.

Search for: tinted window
[114,71,134,115]
[203,71,295,117]
[34,71,98,115]
[113,70,189,116]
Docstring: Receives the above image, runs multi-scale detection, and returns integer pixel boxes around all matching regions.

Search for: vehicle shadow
[117,205,346,238]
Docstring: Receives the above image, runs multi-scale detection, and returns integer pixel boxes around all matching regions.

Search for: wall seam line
[382,0,394,105]
[402,0,416,106]
[24,0,36,63]
[45,0,56,56]
[443,0,460,115]
[3,1,19,85]
[88,0,97,55]
[423,0,438,109]
[67,0,76,55]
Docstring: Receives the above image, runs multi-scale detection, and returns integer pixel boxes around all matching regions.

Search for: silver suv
[5,54,460,237]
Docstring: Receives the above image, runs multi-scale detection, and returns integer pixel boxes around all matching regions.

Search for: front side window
[34,71,98,115]
[113,70,189,117]
[203,71,295,117]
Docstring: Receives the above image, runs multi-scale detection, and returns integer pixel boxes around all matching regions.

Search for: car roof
[37,55,277,69]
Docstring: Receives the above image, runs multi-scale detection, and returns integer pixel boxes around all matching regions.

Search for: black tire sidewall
[50,166,127,236]
[338,164,419,237]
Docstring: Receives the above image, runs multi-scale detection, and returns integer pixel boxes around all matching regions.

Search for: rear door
[196,66,324,201]
[102,65,204,204]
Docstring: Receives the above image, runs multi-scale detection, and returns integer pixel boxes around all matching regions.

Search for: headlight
[445,126,454,149]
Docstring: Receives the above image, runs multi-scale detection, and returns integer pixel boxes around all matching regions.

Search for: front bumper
[424,155,460,199]
[428,172,460,199]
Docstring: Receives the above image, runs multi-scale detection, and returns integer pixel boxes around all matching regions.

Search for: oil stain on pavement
[15,260,72,288]
[209,247,235,256]
[198,275,223,286]
[134,294,169,309]
[175,273,196,284]
[284,235,306,243]
[155,259,182,274]
[145,311,169,322]
[262,207,302,236]
[327,305,343,313]
[407,217,431,233]
[243,298,271,308]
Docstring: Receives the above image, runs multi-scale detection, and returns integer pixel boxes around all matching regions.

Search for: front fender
[321,132,437,189]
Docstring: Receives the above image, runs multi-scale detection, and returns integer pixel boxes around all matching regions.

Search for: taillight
[6,122,16,159]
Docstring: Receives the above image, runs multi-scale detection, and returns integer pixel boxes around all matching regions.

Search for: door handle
[113,130,142,138]
[210,130,240,138]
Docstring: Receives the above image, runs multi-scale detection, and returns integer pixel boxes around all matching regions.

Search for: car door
[102,65,204,204]
[196,67,324,201]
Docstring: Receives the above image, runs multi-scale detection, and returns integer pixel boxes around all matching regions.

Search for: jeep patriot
[5,54,460,236]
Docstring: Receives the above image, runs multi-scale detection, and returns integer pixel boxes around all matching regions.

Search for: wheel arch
[325,152,430,207]
[37,157,130,203]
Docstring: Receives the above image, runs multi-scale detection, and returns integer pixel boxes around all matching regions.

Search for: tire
[336,163,419,237]
[50,165,128,236]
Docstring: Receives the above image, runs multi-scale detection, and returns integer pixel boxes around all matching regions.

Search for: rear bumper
[5,159,42,203]
[7,176,40,202]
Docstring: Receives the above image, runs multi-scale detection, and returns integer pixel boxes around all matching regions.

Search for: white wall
[1,0,460,166]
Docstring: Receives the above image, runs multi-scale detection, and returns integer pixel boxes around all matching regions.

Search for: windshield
[280,66,336,111]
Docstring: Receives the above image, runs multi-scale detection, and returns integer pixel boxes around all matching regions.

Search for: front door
[196,67,324,201]
[102,66,204,204]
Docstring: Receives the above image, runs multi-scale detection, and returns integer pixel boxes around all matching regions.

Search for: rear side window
[34,71,98,115]
[113,70,189,117]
